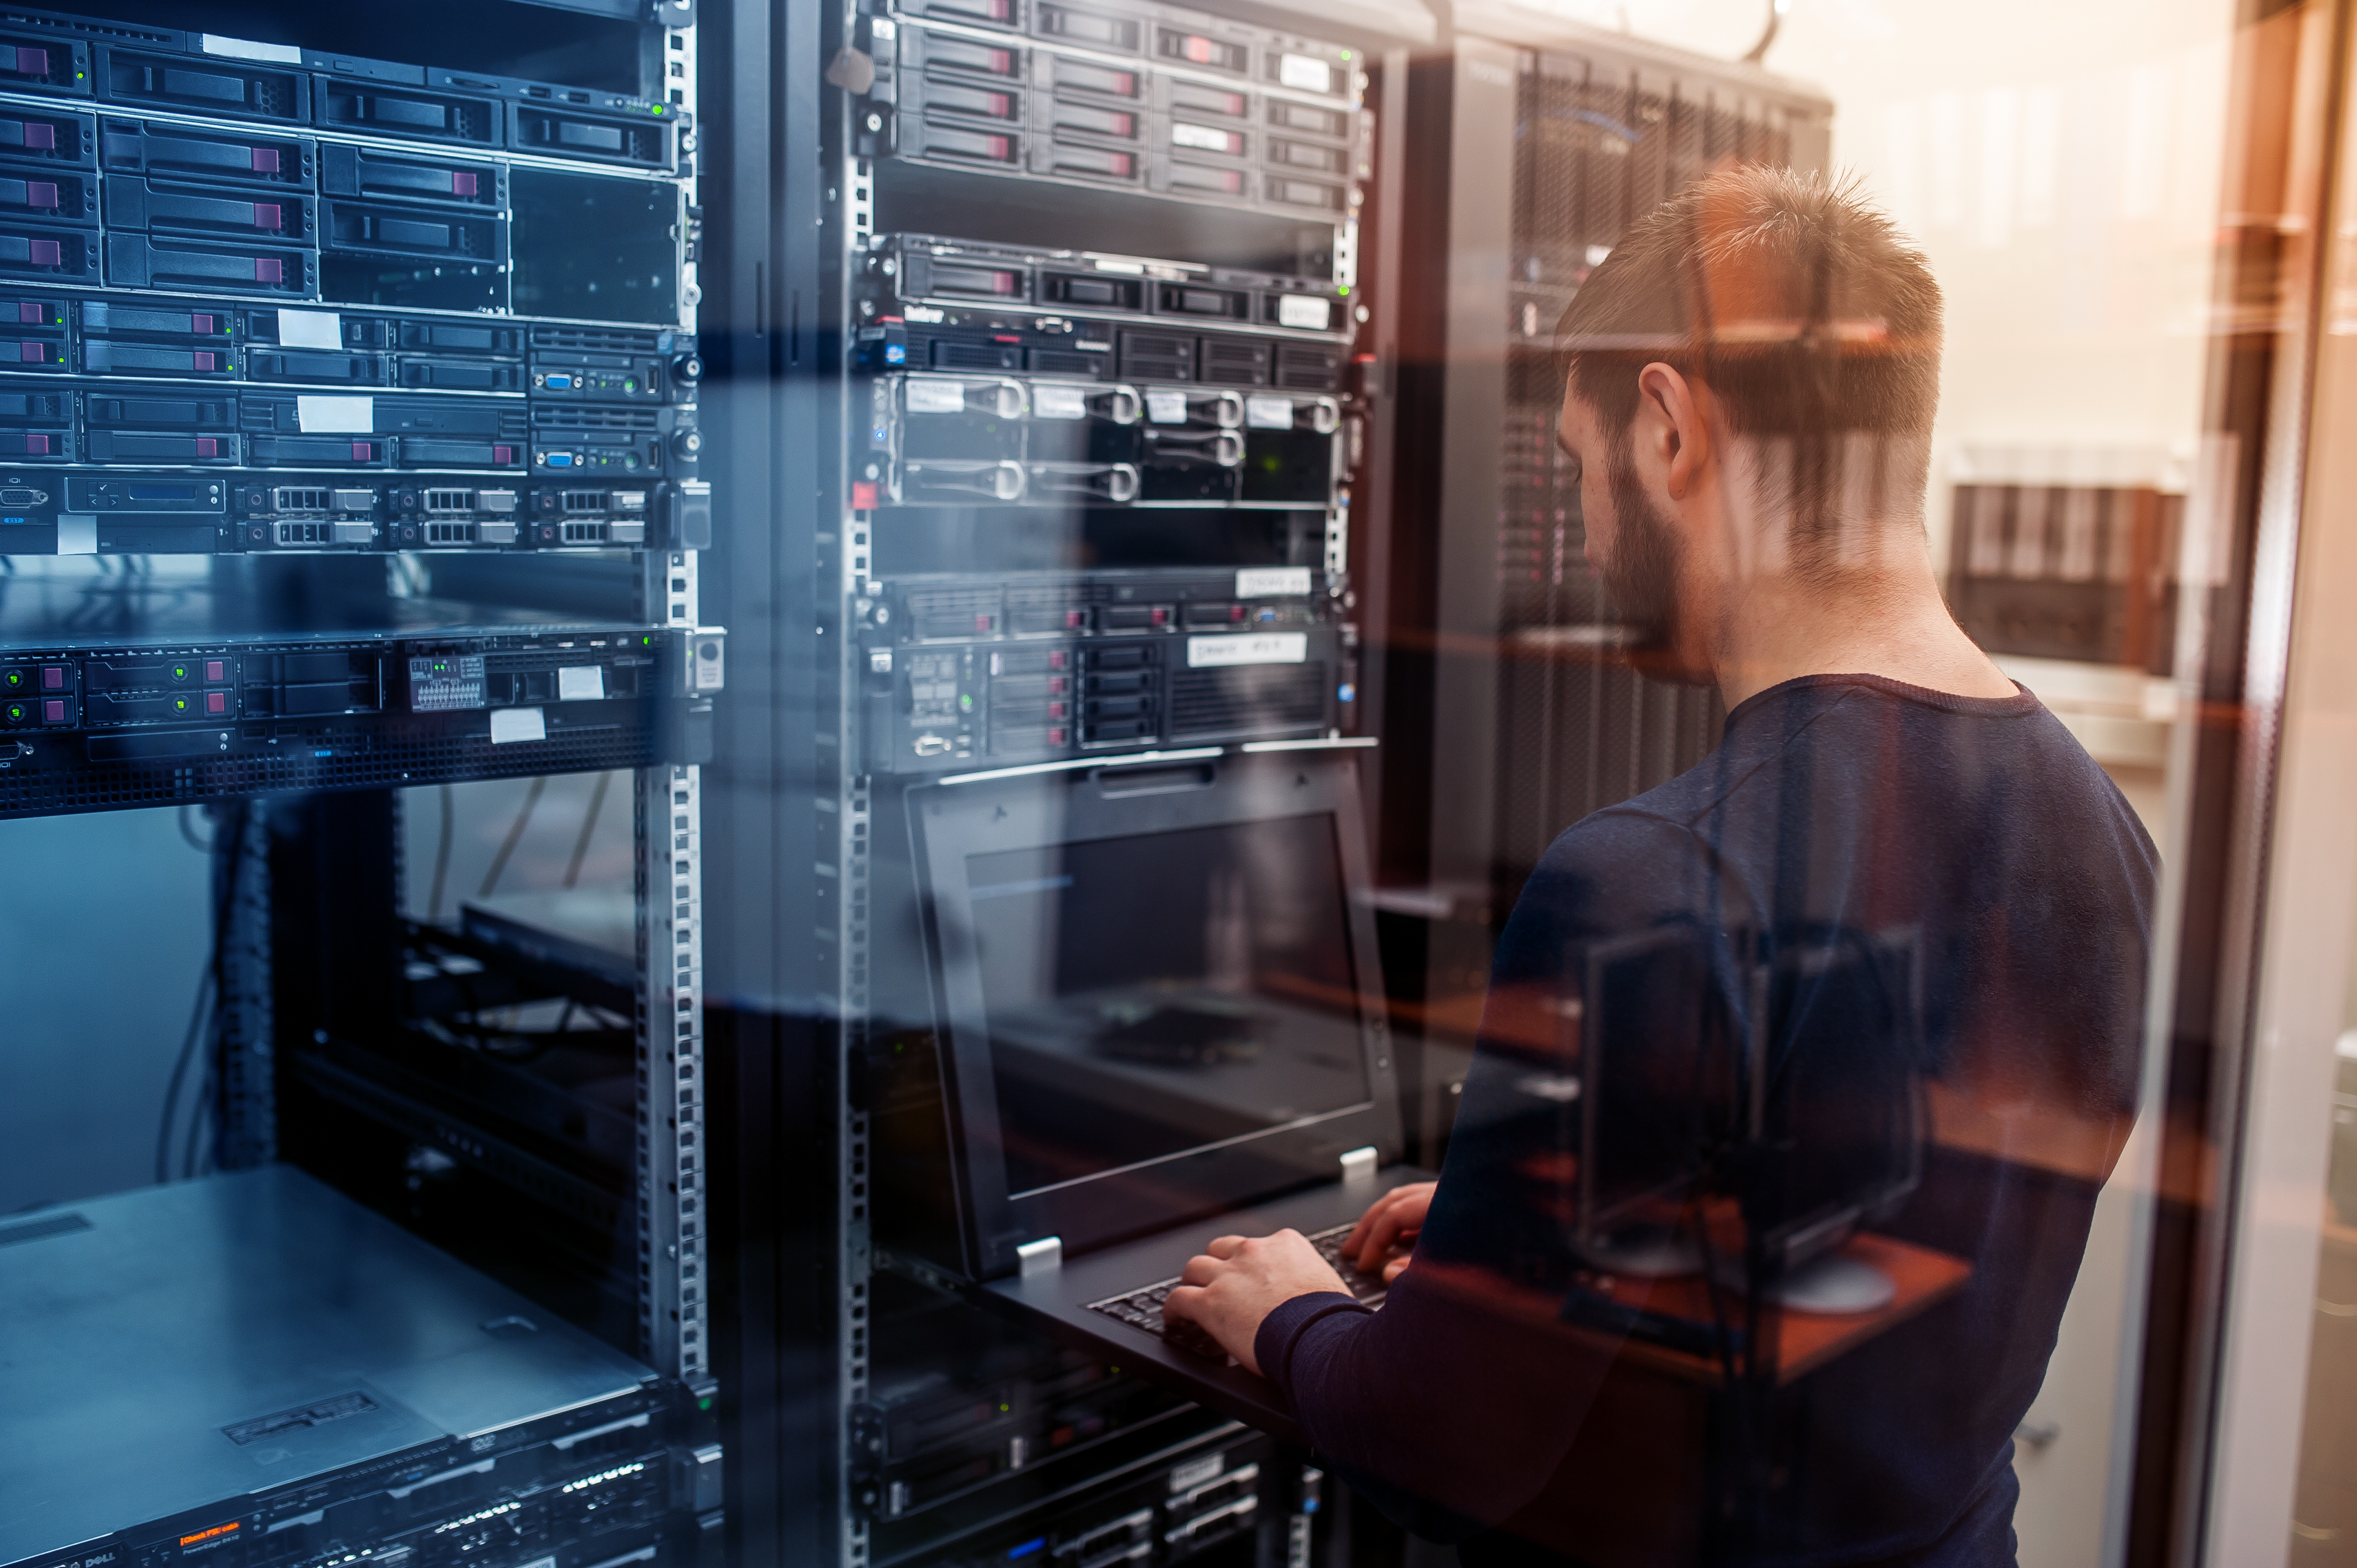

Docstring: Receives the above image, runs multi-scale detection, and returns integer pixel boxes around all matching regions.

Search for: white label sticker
[1275,294,1331,331]
[1278,54,1334,92]
[277,308,343,350]
[1145,389,1189,424]
[905,379,968,414]
[1170,1454,1227,1493]
[56,513,95,555]
[296,395,374,434]
[1237,566,1313,597]
[1244,395,1295,430]
[557,665,606,702]
[1030,384,1087,420]
[903,303,945,323]
[202,33,302,62]
[490,707,547,744]
[1187,632,1308,667]
[1171,122,1234,152]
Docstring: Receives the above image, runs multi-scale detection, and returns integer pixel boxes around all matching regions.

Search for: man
[1161,167,2157,1564]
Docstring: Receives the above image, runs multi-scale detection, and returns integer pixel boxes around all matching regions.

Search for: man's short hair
[1557,167,1944,563]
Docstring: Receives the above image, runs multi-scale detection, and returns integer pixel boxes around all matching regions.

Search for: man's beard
[1596,458,1690,675]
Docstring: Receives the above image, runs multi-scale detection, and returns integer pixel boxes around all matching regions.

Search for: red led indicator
[850,480,878,510]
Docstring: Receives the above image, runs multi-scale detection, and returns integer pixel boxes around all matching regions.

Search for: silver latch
[1016,1235,1063,1276]
[1339,1146,1378,1187]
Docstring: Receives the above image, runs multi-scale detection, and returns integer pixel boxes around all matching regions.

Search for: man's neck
[1705,559,2018,711]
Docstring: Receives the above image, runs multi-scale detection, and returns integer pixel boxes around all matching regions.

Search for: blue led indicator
[1337,683,1356,703]
[1006,1539,1046,1561]
[884,344,905,364]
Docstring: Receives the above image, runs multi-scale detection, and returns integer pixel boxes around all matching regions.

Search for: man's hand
[1161,1230,1351,1375]
[1345,1180,1436,1280]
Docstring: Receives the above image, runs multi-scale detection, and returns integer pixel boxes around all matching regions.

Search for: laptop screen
[964,810,1372,1198]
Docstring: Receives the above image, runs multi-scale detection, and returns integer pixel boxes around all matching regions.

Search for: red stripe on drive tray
[493,444,514,463]
[16,341,40,361]
[255,257,282,283]
[252,204,282,229]
[12,48,45,75]
[23,182,54,208]
[191,314,214,333]
[22,123,52,149]
[987,93,1011,117]
[27,238,59,266]
[987,136,1010,159]
[195,437,218,457]
[22,433,47,453]
[1110,153,1133,176]
[988,49,1012,72]
[16,302,38,323]
[250,147,279,173]
[451,171,478,196]
[351,442,372,460]
[192,352,215,370]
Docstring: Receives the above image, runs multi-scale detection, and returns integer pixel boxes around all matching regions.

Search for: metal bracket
[1016,1236,1064,1276]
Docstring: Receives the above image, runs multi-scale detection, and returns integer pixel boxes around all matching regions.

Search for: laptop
[892,747,1432,1438]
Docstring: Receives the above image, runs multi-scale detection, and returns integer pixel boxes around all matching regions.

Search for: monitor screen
[964,811,1371,1198]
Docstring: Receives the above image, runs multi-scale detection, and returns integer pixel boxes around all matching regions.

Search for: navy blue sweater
[1255,675,2157,1566]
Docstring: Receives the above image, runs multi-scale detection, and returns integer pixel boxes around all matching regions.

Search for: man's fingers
[1205,1234,1248,1260]
[1344,1189,1409,1255]
[1179,1253,1224,1286]
[1383,1255,1411,1285]
[1162,1283,1207,1323]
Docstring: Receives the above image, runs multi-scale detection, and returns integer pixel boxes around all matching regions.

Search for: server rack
[1385,9,1830,1140]
[0,6,729,1568]
[806,0,1428,1560]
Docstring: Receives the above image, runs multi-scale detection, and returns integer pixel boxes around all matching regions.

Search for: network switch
[0,619,723,817]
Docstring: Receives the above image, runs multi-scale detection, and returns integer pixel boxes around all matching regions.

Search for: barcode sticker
[490,707,545,744]
[905,379,968,414]
[1244,396,1294,429]
[277,309,343,350]
[557,666,605,702]
[1145,390,1189,424]
[1236,566,1313,597]
[1278,54,1334,92]
[1275,295,1331,331]
[296,395,374,434]
[1030,384,1087,420]
[1188,632,1307,667]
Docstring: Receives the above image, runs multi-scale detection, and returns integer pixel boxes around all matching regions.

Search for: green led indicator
[698,1397,713,1411]
[5,703,22,722]
[1341,49,1352,58]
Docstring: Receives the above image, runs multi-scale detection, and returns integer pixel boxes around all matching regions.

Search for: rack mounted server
[0,3,701,555]
[0,618,724,816]
[1,1168,720,1568]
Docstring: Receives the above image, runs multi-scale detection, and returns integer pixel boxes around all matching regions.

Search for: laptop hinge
[1339,1146,1378,1187]
[1016,1235,1063,1276]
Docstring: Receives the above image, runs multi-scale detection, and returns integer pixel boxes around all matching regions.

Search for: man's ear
[1636,363,1711,502]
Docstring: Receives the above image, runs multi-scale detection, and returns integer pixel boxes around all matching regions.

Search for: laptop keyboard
[1087,1224,1391,1360]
